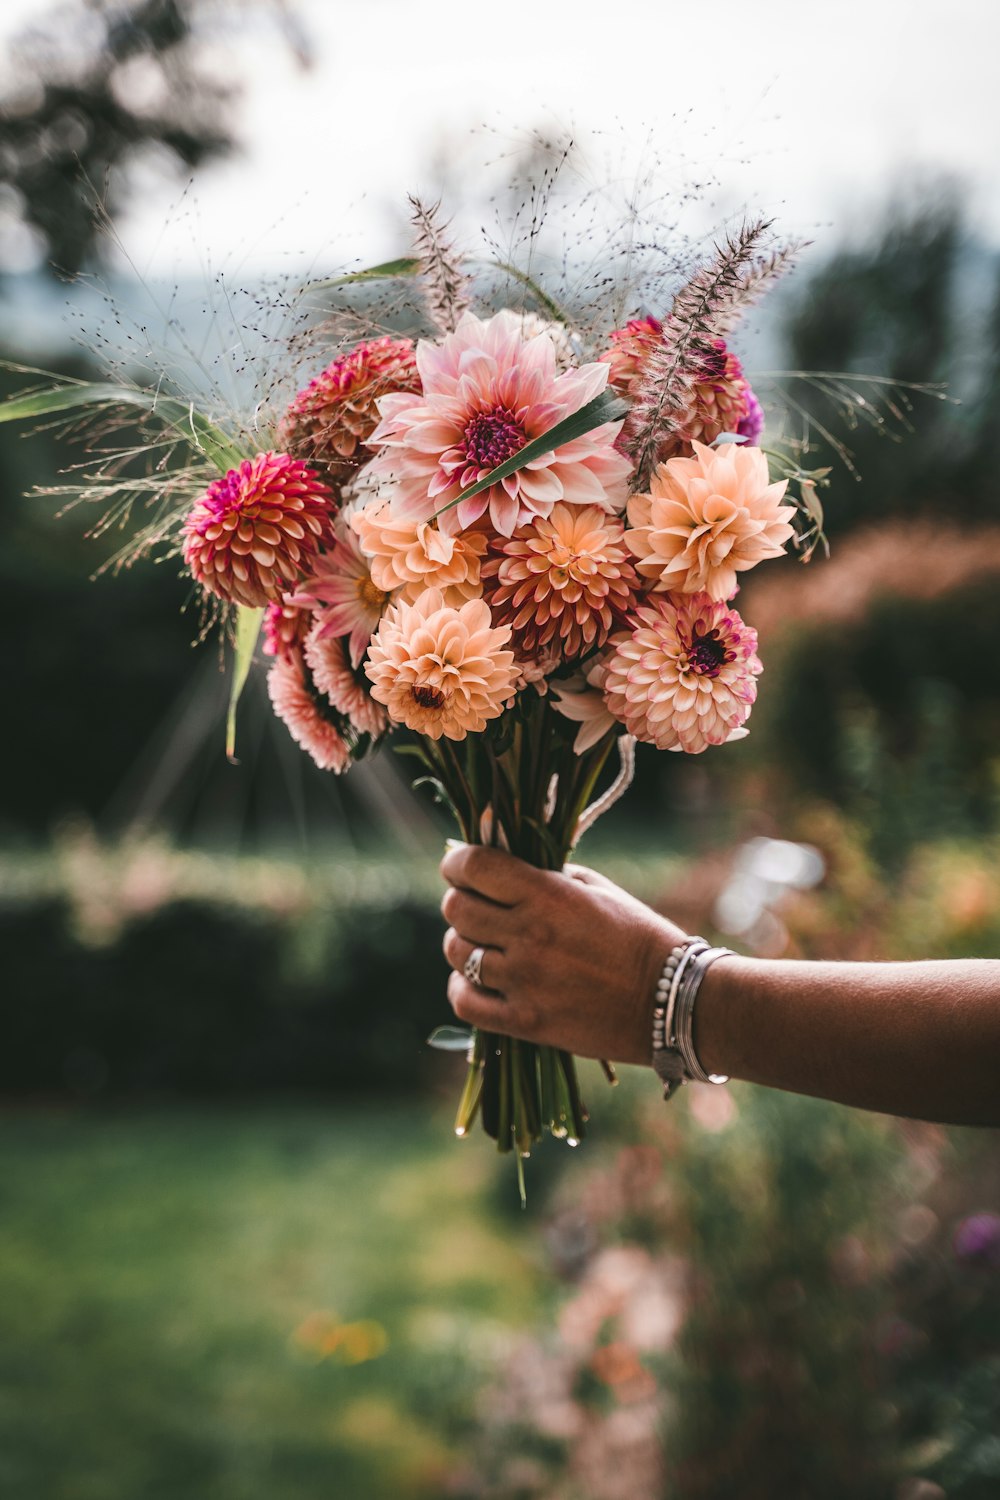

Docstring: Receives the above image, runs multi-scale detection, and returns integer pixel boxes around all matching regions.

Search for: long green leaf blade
[226,605,264,762]
[432,389,629,519]
[301,257,422,294]
[0,381,247,470]
[474,258,568,324]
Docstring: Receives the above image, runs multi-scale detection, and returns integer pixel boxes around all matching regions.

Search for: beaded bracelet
[651,938,734,1100]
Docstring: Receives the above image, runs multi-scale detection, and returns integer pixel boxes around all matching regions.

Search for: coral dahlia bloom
[282,336,419,486]
[365,588,517,740]
[603,594,762,754]
[303,624,387,739]
[601,316,664,391]
[366,309,631,538]
[483,503,638,661]
[626,440,795,602]
[288,519,390,668]
[349,503,486,605]
[183,452,335,608]
[267,653,351,772]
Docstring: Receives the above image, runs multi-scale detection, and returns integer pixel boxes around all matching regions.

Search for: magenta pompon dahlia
[182,451,335,609]
[364,309,631,539]
[602,593,762,754]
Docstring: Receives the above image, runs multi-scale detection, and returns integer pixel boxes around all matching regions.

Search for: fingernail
[444,838,467,853]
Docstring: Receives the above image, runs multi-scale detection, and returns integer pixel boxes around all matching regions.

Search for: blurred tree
[780,193,1000,536]
[0,0,308,276]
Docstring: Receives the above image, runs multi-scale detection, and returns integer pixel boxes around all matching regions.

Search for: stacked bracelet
[651,938,734,1100]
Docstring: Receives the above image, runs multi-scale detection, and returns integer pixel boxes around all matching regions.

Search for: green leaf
[301,258,422,293]
[431,389,629,520]
[427,1026,475,1053]
[0,378,247,470]
[476,258,568,324]
[226,606,264,763]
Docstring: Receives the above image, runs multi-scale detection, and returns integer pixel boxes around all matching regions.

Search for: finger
[563,863,613,888]
[448,971,534,1037]
[442,927,506,994]
[440,844,542,906]
[440,885,512,944]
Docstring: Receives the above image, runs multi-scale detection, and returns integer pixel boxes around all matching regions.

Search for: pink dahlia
[281,336,419,486]
[482,502,638,662]
[183,452,335,608]
[302,624,387,740]
[551,655,618,753]
[603,594,762,754]
[349,503,487,606]
[626,440,795,602]
[602,325,759,460]
[267,653,351,773]
[263,601,311,663]
[365,588,517,740]
[365,309,631,538]
[288,518,390,668]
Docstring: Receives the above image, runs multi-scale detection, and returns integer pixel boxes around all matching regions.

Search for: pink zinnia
[302,624,387,740]
[183,451,335,608]
[603,594,762,754]
[282,336,419,486]
[288,518,390,668]
[365,309,631,538]
[267,652,351,773]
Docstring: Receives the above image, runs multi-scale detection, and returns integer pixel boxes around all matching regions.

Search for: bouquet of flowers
[3,197,837,1184]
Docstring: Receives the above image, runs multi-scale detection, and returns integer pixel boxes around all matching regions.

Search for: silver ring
[463,946,486,988]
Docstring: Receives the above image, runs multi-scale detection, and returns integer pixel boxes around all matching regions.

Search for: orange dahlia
[183,451,335,608]
[626,440,794,602]
[349,504,487,605]
[482,503,639,662]
[365,588,517,740]
[602,593,762,754]
[282,336,419,486]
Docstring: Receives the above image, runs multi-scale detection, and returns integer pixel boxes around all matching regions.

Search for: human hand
[439,845,689,1067]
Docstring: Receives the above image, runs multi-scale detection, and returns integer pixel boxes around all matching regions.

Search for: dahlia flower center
[411,684,446,710]
[357,576,390,611]
[463,408,527,471]
[688,628,729,677]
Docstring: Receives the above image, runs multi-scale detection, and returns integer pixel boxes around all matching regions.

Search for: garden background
[1,3,998,1497]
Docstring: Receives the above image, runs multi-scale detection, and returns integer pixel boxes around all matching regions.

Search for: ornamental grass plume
[366,309,630,538]
[626,440,795,602]
[302,624,387,739]
[281,337,419,487]
[365,588,517,740]
[349,504,487,605]
[266,651,352,772]
[288,518,391,667]
[182,451,335,608]
[483,502,639,662]
[603,593,762,753]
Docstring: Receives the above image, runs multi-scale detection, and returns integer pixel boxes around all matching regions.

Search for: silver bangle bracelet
[651,938,733,1099]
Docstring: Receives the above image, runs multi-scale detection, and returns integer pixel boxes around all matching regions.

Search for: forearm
[694,955,1000,1126]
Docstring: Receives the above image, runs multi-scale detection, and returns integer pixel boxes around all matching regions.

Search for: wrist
[691,950,757,1082]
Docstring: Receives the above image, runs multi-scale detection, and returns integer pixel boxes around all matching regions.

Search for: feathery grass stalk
[408,196,471,334]
[626,218,774,491]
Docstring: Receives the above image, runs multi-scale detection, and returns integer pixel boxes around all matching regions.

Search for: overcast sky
[2,0,999,277]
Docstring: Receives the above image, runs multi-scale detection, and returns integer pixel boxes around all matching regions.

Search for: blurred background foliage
[0,3,998,1498]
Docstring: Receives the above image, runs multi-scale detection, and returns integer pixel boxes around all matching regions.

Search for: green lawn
[0,1103,543,1500]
